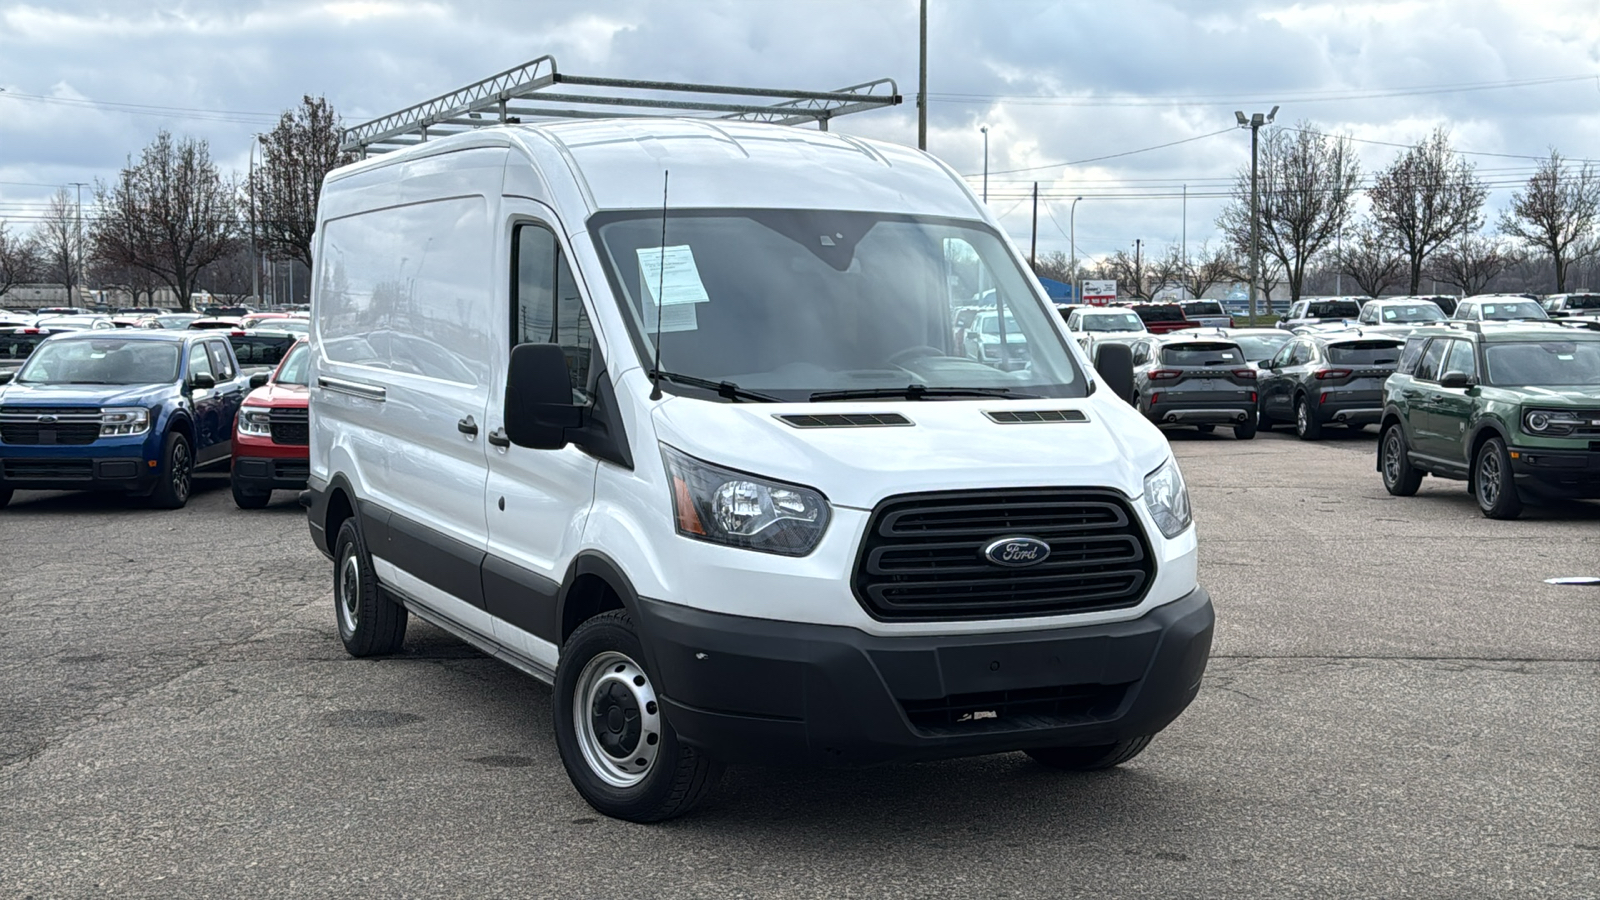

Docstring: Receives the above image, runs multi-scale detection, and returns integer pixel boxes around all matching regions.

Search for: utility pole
[1134,238,1143,299]
[980,125,988,202]
[1335,220,1343,295]
[1181,183,1187,299]
[1069,196,1083,301]
[1235,106,1277,322]
[917,0,928,151]
[249,136,261,303]
[69,181,88,305]
[1030,182,1038,270]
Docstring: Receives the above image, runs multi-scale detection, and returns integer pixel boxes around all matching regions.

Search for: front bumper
[0,454,156,492]
[1508,446,1600,498]
[232,455,309,492]
[633,587,1214,767]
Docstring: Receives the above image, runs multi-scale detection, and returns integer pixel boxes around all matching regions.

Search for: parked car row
[0,329,310,512]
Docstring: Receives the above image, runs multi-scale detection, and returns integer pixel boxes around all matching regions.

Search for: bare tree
[1106,248,1148,300]
[88,255,161,308]
[252,95,353,269]
[1029,250,1073,284]
[1367,128,1489,294]
[1180,243,1240,301]
[1217,123,1361,304]
[1427,233,1511,297]
[91,130,241,312]
[1338,220,1406,297]
[1499,149,1600,293]
[31,188,84,299]
[0,221,41,300]
[1147,245,1187,298]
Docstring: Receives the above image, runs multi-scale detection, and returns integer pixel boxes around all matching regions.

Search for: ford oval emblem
[37,415,57,424]
[983,536,1051,567]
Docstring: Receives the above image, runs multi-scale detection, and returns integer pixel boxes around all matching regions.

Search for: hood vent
[984,409,1089,425]
[777,412,912,429]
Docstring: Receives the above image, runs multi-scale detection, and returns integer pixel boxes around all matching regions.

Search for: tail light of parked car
[1315,368,1353,380]
[1149,370,1182,380]
[1232,369,1257,380]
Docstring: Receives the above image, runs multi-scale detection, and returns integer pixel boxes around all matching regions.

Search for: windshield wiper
[649,370,783,403]
[810,385,1037,402]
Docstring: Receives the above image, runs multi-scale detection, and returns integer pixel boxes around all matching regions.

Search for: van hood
[650,392,1170,510]
[0,381,173,407]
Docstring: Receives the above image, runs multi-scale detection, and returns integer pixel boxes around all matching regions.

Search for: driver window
[188,343,213,381]
[514,223,593,403]
[1415,339,1447,382]
[1444,340,1477,380]
[1131,341,1150,365]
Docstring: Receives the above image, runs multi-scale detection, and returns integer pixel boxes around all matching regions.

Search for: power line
[927,73,1599,107]
[966,128,1235,178]
[0,91,279,125]
[1279,124,1598,163]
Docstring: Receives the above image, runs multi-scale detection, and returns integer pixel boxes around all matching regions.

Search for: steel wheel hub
[573,651,661,788]
[338,552,360,633]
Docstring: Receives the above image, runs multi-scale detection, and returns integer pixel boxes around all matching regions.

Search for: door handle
[457,416,478,437]
[488,427,511,449]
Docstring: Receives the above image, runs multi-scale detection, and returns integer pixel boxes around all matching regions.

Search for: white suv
[304,119,1214,822]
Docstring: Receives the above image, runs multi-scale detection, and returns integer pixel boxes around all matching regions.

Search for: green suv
[1377,323,1600,518]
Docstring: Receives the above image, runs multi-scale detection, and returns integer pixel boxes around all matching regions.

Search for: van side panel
[313,147,506,610]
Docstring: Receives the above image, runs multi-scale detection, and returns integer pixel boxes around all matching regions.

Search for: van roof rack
[341,55,902,157]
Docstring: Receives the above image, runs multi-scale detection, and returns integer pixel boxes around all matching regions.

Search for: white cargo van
[305,119,1213,822]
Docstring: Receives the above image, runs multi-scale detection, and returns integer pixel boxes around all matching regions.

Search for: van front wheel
[554,611,722,823]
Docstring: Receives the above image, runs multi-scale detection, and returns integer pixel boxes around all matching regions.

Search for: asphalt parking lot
[2,429,1597,899]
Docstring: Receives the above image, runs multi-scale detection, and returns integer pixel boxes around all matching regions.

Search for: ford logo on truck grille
[982,536,1051,567]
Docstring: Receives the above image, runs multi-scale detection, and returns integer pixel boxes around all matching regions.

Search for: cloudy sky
[2,0,1597,263]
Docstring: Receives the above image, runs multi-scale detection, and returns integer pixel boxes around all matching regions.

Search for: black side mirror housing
[505,343,584,450]
[191,373,216,390]
[0,371,13,385]
[1094,342,1136,405]
[1439,371,1476,389]
[249,372,270,389]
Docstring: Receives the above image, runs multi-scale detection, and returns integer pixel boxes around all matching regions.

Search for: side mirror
[1439,371,1475,389]
[249,372,270,389]
[505,343,583,450]
[1094,342,1136,405]
[0,371,12,385]
[191,373,216,390]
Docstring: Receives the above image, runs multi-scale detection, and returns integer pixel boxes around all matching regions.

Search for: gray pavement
[2,430,1597,898]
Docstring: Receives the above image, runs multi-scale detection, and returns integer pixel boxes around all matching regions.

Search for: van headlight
[661,445,830,556]
[1143,458,1192,538]
[99,407,150,436]
[238,407,273,437]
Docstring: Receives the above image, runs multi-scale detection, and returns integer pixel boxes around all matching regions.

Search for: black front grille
[269,408,309,445]
[853,489,1154,621]
[901,683,1130,736]
[1,423,100,445]
[4,458,94,480]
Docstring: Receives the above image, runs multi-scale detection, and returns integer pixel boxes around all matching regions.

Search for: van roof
[329,118,983,220]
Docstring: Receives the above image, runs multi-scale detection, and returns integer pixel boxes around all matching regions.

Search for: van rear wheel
[1026,735,1153,771]
[554,611,722,823]
[333,518,407,656]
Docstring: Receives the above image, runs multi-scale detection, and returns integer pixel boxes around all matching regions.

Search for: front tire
[1474,437,1523,519]
[1380,424,1423,496]
[1294,395,1323,441]
[554,611,722,823]
[148,431,193,509]
[1027,735,1153,771]
[333,518,407,656]
[232,477,271,509]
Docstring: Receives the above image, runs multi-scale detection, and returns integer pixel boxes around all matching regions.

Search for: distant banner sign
[1082,280,1117,305]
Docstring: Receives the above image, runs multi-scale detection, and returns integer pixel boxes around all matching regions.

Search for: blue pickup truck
[0,330,248,509]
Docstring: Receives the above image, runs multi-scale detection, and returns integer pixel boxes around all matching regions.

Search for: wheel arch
[558,551,642,647]
[1465,421,1511,490]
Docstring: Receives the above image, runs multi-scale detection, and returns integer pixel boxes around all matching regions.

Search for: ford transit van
[304,120,1214,822]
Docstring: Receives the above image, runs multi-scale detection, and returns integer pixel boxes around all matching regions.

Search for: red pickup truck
[1118,302,1202,335]
[230,338,309,509]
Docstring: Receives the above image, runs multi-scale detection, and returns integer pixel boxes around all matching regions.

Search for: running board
[383,582,557,685]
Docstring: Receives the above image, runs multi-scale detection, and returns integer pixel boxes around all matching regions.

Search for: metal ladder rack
[340,55,901,157]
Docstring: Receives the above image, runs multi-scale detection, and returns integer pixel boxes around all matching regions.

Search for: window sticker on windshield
[636,245,710,307]
[643,299,698,333]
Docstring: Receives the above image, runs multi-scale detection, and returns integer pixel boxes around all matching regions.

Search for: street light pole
[1069,196,1083,300]
[917,0,928,151]
[980,125,989,202]
[1235,105,1277,322]
[68,181,88,305]
[1181,183,1187,299]
[249,136,260,303]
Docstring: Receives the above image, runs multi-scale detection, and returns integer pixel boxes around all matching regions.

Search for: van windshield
[591,210,1084,401]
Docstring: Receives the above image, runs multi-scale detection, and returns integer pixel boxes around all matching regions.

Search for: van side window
[514,223,593,403]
